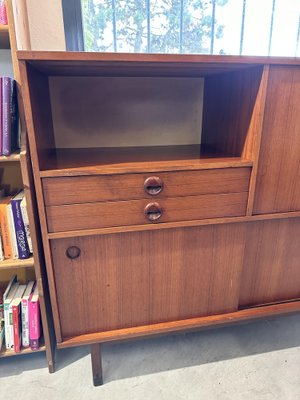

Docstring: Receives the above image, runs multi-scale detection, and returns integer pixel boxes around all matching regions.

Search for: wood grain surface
[240,218,300,307]
[46,192,248,232]
[253,66,300,214]
[42,167,251,206]
[50,224,246,337]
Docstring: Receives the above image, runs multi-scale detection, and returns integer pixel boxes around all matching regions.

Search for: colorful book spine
[1,77,18,156]
[0,198,13,258]
[29,287,40,350]
[2,77,12,155]
[11,192,30,259]
[21,281,35,348]
[12,285,26,353]
[12,304,21,352]
[7,202,18,259]
[4,282,18,349]
[20,197,33,253]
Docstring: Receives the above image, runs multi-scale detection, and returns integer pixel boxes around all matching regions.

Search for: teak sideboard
[18,52,300,385]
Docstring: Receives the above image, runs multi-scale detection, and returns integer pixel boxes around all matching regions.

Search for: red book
[11,285,26,353]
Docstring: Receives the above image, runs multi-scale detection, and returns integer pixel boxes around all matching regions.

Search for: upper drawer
[42,167,251,206]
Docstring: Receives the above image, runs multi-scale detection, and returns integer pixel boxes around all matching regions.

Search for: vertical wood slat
[18,61,63,343]
[246,65,270,215]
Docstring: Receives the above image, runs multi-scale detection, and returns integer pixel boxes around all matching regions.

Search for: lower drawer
[46,192,248,232]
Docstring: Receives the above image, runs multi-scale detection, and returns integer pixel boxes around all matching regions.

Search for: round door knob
[144,176,164,196]
[66,246,81,259]
[144,202,162,222]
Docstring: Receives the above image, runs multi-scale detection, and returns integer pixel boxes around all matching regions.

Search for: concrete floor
[1,314,300,400]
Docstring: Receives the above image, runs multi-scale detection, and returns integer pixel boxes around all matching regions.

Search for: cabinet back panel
[253,66,300,214]
[51,224,246,338]
[49,76,204,148]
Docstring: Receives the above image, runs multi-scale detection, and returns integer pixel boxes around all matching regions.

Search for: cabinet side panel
[240,218,300,308]
[51,224,246,338]
[253,66,300,214]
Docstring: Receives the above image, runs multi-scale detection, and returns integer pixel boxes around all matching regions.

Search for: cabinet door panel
[240,218,300,308]
[51,224,246,338]
[253,66,300,214]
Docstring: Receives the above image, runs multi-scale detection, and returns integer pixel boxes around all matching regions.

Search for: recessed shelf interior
[24,60,263,175]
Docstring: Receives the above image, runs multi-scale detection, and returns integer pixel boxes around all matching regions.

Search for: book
[3,275,18,349]
[11,191,30,259]
[1,77,18,156]
[20,196,33,253]
[21,281,35,348]
[0,286,5,350]
[0,197,13,258]
[0,234,4,261]
[12,285,26,352]
[7,198,18,259]
[29,285,40,350]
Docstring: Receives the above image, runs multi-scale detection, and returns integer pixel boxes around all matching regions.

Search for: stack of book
[0,76,19,156]
[0,0,7,25]
[0,190,32,260]
[0,275,41,353]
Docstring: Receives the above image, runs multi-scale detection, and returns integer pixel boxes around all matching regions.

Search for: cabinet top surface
[17,51,299,77]
[17,51,300,65]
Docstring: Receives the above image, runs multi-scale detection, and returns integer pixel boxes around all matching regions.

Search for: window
[63,0,300,57]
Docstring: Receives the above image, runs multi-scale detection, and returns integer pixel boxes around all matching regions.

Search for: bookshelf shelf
[0,151,20,162]
[0,25,10,49]
[0,341,45,358]
[0,256,34,270]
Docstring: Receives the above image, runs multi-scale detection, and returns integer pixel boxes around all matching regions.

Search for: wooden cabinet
[18,52,300,385]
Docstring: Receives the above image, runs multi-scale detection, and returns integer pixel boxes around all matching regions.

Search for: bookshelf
[0,1,55,370]
[18,51,300,385]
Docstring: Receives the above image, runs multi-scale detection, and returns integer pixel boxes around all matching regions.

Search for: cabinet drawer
[42,167,251,206]
[46,192,248,232]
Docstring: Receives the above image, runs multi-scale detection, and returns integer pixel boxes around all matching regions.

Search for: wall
[13,0,66,51]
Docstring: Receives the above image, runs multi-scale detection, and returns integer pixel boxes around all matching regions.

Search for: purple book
[2,77,18,156]
[11,191,30,259]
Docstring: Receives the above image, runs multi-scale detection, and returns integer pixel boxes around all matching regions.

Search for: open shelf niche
[23,58,264,177]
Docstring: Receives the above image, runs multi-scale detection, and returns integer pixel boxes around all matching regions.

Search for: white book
[20,196,33,253]
[3,276,18,350]
[7,203,18,259]
[0,234,4,261]
[21,281,35,347]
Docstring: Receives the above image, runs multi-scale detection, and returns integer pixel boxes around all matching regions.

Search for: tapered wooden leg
[90,343,103,386]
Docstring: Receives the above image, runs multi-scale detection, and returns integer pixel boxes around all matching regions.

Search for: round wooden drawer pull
[144,176,164,196]
[66,246,81,259]
[144,202,162,222]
